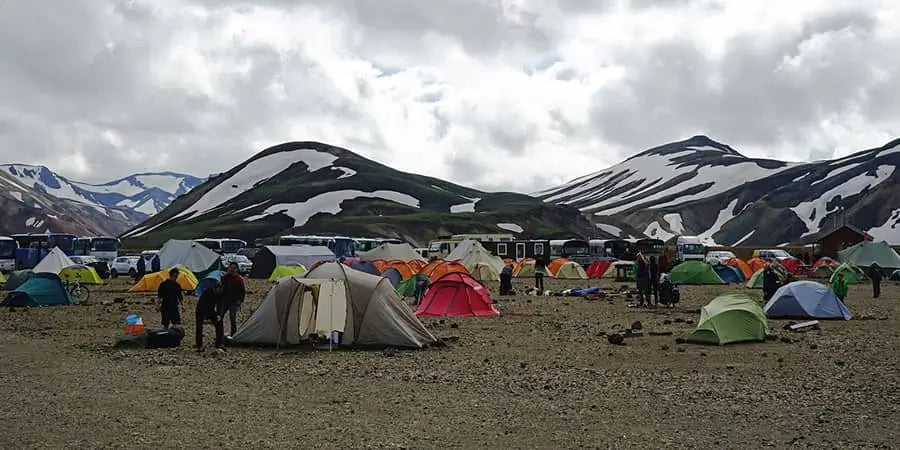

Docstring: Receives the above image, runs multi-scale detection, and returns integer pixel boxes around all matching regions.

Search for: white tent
[446,239,505,274]
[33,247,75,274]
[233,262,435,348]
[358,242,426,262]
[555,261,588,279]
[156,239,221,273]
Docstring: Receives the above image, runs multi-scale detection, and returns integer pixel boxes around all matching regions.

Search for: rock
[726,365,735,370]
[780,337,792,344]
[835,360,845,367]
[113,297,125,304]
[8,307,16,313]
[630,321,642,330]
[809,344,818,350]
[607,334,625,345]
[699,352,707,357]
[663,319,672,325]
[676,347,685,353]
[660,345,670,351]
[776,358,784,363]
[674,318,685,323]
[450,323,459,329]
[383,348,398,357]
[520,362,527,369]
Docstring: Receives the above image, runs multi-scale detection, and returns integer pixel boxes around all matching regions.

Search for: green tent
[746,265,788,289]
[668,261,726,285]
[268,264,307,282]
[837,241,900,269]
[683,293,767,345]
[1,273,75,307]
[829,263,863,285]
[396,273,430,297]
[4,270,34,291]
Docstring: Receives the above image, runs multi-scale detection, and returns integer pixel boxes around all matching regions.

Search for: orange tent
[725,258,753,279]
[502,258,515,266]
[370,259,388,273]
[407,260,427,272]
[747,257,766,274]
[420,260,469,280]
[384,260,416,280]
[547,258,569,277]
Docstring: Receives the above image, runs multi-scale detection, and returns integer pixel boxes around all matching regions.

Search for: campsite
[1,270,898,447]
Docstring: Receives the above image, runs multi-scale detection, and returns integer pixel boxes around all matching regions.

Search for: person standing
[649,256,660,306]
[762,263,779,302]
[659,251,670,273]
[534,260,545,295]
[413,275,430,305]
[869,263,883,298]
[635,254,650,307]
[135,256,146,283]
[831,272,849,302]
[195,280,224,351]
[499,265,513,295]
[220,262,246,336]
[156,268,183,328]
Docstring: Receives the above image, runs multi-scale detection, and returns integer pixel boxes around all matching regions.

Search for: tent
[600,260,636,280]
[154,240,221,276]
[745,264,789,289]
[415,272,500,317]
[555,261,588,279]
[468,262,500,282]
[446,239,504,274]
[829,263,864,285]
[837,240,900,269]
[547,258,568,277]
[59,265,103,285]
[348,260,381,276]
[370,259,388,273]
[810,264,835,279]
[268,265,308,282]
[0,271,5,285]
[747,257,766,274]
[420,260,469,280]
[513,259,547,278]
[587,260,612,278]
[233,274,435,348]
[33,247,75,274]
[249,245,335,279]
[196,270,224,297]
[764,281,852,320]
[396,273,430,297]
[780,258,806,275]
[2,273,74,307]
[714,265,744,284]
[383,260,416,280]
[358,242,426,262]
[890,269,900,281]
[4,270,33,291]
[725,258,753,280]
[129,267,199,293]
[669,261,726,285]
[382,268,403,287]
[811,257,838,271]
[683,293,768,345]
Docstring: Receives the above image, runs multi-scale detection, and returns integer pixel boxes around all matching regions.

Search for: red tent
[780,258,807,275]
[587,261,612,278]
[811,257,838,270]
[414,272,500,317]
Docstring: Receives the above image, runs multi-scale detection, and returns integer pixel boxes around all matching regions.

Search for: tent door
[516,243,526,261]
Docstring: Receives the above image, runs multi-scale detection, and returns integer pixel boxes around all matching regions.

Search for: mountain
[121,141,593,247]
[1,165,205,216]
[536,135,900,246]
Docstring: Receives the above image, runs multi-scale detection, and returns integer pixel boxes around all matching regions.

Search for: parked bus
[549,239,592,266]
[11,233,78,269]
[355,237,404,253]
[635,238,665,258]
[196,238,248,255]
[0,237,18,272]
[278,235,357,258]
[426,234,514,259]
[601,239,635,260]
[74,236,120,262]
[676,236,706,262]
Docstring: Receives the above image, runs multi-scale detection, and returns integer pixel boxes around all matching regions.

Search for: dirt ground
[0,275,898,449]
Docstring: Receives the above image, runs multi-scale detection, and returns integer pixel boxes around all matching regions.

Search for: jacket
[221,273,246,305]
[831,278,849,298]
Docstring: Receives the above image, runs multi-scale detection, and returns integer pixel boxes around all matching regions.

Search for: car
[705,250,737,266]
[222,254,252,274]
[110,256,140,278]
[752,249,794,262]
[70,256,111,279]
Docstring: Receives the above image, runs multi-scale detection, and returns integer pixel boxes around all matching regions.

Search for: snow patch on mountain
[868,208,900,243]
[644,221,674,241]
[497,223,523,233]
[9,191,23,202]
[177,149,338,220]
[663,213,684,234]
[697,199,740,245]
[812,163,861,185]
[793,165,895,237]
[450,197,481,213]
[595,223,623,237]
[332,167,356,179]
[244,190,420,226]
[732,230,755,246]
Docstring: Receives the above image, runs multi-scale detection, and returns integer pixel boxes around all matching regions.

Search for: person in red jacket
[220,262,246,336]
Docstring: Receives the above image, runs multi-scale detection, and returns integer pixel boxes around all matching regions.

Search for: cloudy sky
[1,0,898,192]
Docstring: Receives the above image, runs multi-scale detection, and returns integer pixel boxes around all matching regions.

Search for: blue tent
[382,268,402,287]
[1,273,74,307]
[349,260,381,276]
[763,280,852,320]
[195,270,224,297]
[714,265,744,284]
[891,269,900,281]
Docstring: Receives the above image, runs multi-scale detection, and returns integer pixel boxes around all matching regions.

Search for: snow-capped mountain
[1,165,205,216]
[537,135,900,246]
[122,141,592,247]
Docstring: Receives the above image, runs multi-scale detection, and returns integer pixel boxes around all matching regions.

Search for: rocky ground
[0,275,898,449]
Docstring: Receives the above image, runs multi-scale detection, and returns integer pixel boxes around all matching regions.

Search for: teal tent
[2,273,74,307]
[4,270,34,291]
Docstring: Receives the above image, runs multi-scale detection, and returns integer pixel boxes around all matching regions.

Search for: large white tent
[358,242,426,262]
[155,240,221,273]
[446,239,505,275]
[33,247,75,275]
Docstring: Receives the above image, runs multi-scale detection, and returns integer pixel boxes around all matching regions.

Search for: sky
[1,0,898,193]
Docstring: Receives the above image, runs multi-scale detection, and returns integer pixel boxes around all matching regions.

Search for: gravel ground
[0,276,898,449]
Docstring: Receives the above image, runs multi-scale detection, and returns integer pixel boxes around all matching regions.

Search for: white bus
[195,238,248,255]
[676,236,706,262]
[0,236,17,272]
[74,236,120,262]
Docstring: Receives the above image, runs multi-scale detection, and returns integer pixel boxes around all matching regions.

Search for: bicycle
[65,273,91,303]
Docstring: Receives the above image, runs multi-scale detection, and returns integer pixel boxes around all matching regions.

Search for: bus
[74,236,120,262]
[0,237,17,272]
[549,239,592,266]
[278,235,357,258]
[11,233,78,269]
[426,234,514,259]
[196,238,248,255]
[600,239,635,260]
[355,237,404,253]
[635,238,665,258]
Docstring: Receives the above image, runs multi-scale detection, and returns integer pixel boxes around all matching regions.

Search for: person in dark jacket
[195,280,224,351]
[135,256,146,283]
[869,263,883,298]
[649,256,660,305]
[659,252,670,273]
[499,265,513,295]
[635,254,651,307]
[156,268,183,328]
[220,262,246,336]
[762,264,779,302]
[534,260,545,295]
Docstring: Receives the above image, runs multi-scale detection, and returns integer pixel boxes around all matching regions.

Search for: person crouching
[195,280,225,352]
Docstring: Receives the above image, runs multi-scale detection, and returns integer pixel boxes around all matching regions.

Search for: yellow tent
[268,264,307,282]
[554,261,587,279]
[0,271,6,285]
[60,265,104,285]
[469,262,500,282]
[129,266,198,293]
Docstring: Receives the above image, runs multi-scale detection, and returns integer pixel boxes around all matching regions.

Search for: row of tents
[1,247,106,307]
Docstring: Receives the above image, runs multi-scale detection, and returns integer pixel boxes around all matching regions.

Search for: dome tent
[2,273,74,307]
[358,242,426,262]
[268,265,307,282]
[683,293,768,345]
[763,281,851,320]
[837,241,900,269]
[249,246,334,279]
[419,260,469,280]
[129,266,199,293]
[725,258,753,280]
[445,240,504,274]
[154,240,221,277]
[469,262,500,282]
[33,247,75,275]
[669,261,726,285]
[829,263,864,285]
[714,265,744,284]
[554,261,588,279]
[415,272,499,317]
[60,265,103,285]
